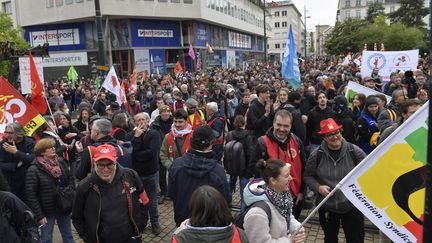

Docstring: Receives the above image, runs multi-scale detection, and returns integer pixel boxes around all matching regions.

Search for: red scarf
[37,156,62,179]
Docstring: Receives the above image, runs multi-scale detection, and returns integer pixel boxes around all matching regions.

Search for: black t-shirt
[328,148,341,161]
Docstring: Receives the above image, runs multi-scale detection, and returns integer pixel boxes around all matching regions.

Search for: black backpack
[223,136,247,177]
[233,200,272,229]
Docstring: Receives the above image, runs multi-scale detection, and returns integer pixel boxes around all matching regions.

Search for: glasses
[95,163,115,170]
[325,131,341,138]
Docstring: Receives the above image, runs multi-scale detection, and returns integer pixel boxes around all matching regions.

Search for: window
[345,0,350,7]
[75,0,83,2]
[158,0,168,2]
[282,21,287,27]
[65,0,73,4]
[345,10,351,19]
[274,11,279,17]
[171,0,180,2]
[183,0,192,3]
[275,43,280,49]
[390,6,395,12]
[282,10,287,16]
[274,22,280,28]
[356,9,361,18]
[356,0,361,6]
[282,43,286,48]
[56,0,64,6]
[2,1,12,14]
[46,0,54,7]
[366,1,372,6]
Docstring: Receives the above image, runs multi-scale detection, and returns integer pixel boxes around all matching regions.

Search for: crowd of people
[0,57,430,243]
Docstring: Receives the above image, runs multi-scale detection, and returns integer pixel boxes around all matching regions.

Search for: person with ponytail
[243,159,306,243]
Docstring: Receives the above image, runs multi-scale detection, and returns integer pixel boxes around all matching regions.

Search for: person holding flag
[304,118,366,243]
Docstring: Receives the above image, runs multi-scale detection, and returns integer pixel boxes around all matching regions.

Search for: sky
[284,0,339,30]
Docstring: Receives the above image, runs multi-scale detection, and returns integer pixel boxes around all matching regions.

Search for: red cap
[317,118,342,135]
[91,144,117,163]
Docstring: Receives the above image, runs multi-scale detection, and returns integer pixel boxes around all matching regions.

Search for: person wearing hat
[104,102,121,121]
[185,98,205,131]
[356,95,380,154]
[124,92,142,118]
[304,118,366,243]
[209,83,228,118]
[168,125,230,226]
[363,76,380,91]
[332,95,356,144]
[72,144,147,243]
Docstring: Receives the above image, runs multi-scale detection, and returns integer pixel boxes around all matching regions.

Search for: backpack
[233,200,272,230]
[89,142,133,169]
[223,137,247,177]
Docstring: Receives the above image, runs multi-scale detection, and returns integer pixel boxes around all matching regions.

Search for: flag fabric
[130,64,137,94]
[345,81,392,106]
[341,52,352,66]
[188,44,196,60]
[363,43,367,51]
[174,61,183,77]
[281,25,301,90]
[121,79,128,98]
[29,52,47,115]
[196,53,202,70]
[380,43,385,51]
[206,42,213,54]
[354,53,362,66]
[0,76,46,135]
[339,101,427,243]
[156,66,160,75]
[95,77,101,90]
[373,43,377,51]
[102,66,125,105]
[67,66,78,88]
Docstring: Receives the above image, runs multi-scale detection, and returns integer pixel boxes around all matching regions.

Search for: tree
[324,18,368,55]
[366,0,385,23]
[0,12,28,78]
[324,15,426,55]
[388,0,428,29]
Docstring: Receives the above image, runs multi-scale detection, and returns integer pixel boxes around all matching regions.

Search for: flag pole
[423,1,432,241]
[91,87,103,109]
[41,82,59,134]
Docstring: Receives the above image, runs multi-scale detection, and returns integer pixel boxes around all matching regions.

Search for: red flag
[121,79,128,100]
[174,61,183,76]
[380,43,385,51]
[130,64,137,94]
[29,52,47,114]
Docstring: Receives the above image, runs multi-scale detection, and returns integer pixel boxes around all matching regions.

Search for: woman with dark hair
[58,112,81,168]
[38,117,68,159]
[73,107,91,136]
[25,138,74,243]
[172,185,249,243]
[111,112,130,142]
[351,93,366,121]
[243,159,306,243]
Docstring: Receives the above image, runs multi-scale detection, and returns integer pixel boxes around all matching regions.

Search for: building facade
[15,0,266,80]
[1,0,18,27]
[315,25,333,57]
[266,0,302,62]
[336,0,429,27]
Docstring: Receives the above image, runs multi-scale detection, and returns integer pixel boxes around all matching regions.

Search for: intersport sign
[29,28,80,47]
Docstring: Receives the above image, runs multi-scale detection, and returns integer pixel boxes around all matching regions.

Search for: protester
[304,118,366,243]
[185,98,205,130]
[243,159,306,243]
[246,84,275,141]
[72,144,146,243]
[168,126,230,226]
[73,106,92,136]
[25,138,74,243]
[172,185,249,243]
[306,91,334,152]
[206,102,225,161]
[357,95,380,154]
[111,112,130,142]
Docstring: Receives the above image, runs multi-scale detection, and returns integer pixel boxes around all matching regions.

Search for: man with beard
[93,92,108,116]
[306,91,334,152]
[250,110,306,219]
[124,92,142,118]
[160,109,193,170]
[185,98,205,131]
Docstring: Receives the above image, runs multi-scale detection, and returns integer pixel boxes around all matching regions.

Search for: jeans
[318,207,364,243]
[239,177,249,213]
[40,214,74,243]
[140,171,159,224]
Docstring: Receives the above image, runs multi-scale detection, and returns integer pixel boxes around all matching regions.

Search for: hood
[265,127,290,148]
[231,129,249,141]
[181,150,218,179]
[243,178,269,207]
[98,135,118,145]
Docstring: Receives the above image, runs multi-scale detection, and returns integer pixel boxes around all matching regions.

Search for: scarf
[171,123,192,138]
[265,185,293,227]
[37,156,63,179]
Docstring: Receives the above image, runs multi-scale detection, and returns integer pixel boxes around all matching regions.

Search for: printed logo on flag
[392,54,410,67]
[367,53,386,70]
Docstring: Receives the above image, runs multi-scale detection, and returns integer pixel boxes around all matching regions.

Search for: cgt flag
[0,76,46,135]
[281,24,301,90]
[339,102,428,242]
[29,52,47,115]
[102,66,125,105]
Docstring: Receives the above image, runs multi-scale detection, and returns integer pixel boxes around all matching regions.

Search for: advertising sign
[228,31,251,49]
[19,57,44,95]
[194,22,211,47]
[131,20,180,47]
[137,29,173,38]
[134,49,151,76]
[149,49,166,74]
[42,52,88,67]
[29,28,80,47]
[361,50,419,82]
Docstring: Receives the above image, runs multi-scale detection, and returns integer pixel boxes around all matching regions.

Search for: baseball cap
[91,144,117,163]
[191,126,219,146]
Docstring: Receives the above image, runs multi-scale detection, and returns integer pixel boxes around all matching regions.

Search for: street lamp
[303,6,311,58]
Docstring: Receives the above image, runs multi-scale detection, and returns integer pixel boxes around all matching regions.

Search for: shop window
[282,10,287,16]
[46,0,54,8]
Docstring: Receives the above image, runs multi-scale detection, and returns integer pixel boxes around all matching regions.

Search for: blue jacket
[168,149,230,226]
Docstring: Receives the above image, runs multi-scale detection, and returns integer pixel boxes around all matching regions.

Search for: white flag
[102,66,124,105]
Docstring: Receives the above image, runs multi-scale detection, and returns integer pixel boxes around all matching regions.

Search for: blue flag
[281,25,301,90]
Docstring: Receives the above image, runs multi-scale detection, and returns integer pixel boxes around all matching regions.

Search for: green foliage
[366,0,385,23]
[388,0,428,29]
[325,15,426,55]
[0,12,28,77]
